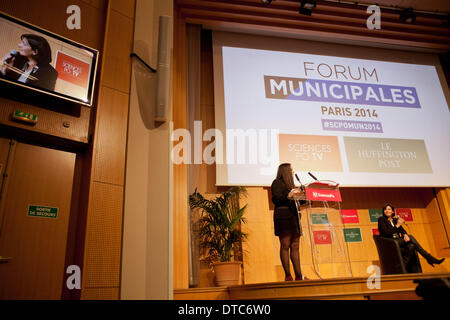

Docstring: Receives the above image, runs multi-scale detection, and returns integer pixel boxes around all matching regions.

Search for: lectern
[293,180,353,279]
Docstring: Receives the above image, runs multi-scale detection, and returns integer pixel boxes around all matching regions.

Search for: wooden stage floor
[174,272,450,300]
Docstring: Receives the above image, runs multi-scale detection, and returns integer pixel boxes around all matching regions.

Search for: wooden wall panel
[426,191,450,262]
[101,8,134,93]
[241,187,277,284]
[80,0,135,299]
[81,287,119,300]
[173,5,189,289]
[83,182,123,288]
[109,0,136,19]
[436,188,450,256]
[92,86,129,185]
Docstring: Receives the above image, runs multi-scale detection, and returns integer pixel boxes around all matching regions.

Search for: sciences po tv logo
[54,51,90,88]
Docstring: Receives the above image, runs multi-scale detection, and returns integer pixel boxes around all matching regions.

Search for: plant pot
[212,261,242,286]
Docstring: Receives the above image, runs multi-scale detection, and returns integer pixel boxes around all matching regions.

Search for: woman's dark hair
[276,163,295,190]
[382,203,395,218]
[21,34,52,64]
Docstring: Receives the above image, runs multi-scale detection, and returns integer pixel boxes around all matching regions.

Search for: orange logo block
[54,51,90,89]
[278,134,343,172]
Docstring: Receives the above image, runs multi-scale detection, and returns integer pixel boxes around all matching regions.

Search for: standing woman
[271,163,306,281]
[378,203,445,268]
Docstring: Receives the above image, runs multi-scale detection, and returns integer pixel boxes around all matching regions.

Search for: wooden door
[0,140,75,299]
[0,138,11,188]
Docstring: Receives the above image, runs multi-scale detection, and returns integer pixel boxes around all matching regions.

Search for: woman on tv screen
[1,34,58,91]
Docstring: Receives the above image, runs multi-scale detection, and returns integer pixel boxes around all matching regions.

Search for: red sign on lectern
[306,188,342,202]
[313,230,332,245]
[340,209,359,224]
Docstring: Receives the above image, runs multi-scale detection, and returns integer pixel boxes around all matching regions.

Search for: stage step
[174,272,450,300]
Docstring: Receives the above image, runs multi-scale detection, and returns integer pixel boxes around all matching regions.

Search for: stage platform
[174,272,450,300]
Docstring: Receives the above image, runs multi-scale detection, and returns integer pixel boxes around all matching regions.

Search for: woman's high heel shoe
[426,256,445,267]
[285,275,293,281]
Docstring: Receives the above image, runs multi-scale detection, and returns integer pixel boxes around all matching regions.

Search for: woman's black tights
[279,234,302,279]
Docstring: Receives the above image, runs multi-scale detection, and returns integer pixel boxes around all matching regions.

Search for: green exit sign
[28,205,58,219]
[12,110,38,124]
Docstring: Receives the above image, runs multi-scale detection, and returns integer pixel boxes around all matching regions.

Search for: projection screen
[212,32,450,187]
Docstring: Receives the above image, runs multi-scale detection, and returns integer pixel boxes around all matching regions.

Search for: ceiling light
[299,0,316,16]
[400,9,416,24]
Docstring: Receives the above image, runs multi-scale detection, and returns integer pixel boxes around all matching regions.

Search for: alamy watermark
[66,5,81,30]
[366,5,381,30]
[366,265,381,289]
[66,265,81,290]
[171,121,279,174]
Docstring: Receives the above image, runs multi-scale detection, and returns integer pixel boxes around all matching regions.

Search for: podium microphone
[294,173,305,192]
[308,172,318,181]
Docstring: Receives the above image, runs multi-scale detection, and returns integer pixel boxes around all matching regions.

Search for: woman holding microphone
[271,163,307,281]
[1,34,58,91]
[378,203,445,268]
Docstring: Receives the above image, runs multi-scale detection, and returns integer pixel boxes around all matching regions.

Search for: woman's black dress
[271,178,304,236]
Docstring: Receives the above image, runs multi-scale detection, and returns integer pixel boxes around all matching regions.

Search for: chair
[373,235,422,275]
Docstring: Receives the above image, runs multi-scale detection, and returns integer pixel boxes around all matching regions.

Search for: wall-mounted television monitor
[0,12,98,106]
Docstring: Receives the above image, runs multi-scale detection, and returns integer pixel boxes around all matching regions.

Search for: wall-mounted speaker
[155,16,172,123]
[132,15,172,129]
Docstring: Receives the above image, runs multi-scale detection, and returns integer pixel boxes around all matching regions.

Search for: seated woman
[378,203,445,268]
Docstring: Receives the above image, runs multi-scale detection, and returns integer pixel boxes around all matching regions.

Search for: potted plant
[189,186,248,286]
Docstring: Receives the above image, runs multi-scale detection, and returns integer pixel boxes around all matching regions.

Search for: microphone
[294,173,305,192]
[308,172,318,181]
[5,50,19,63]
